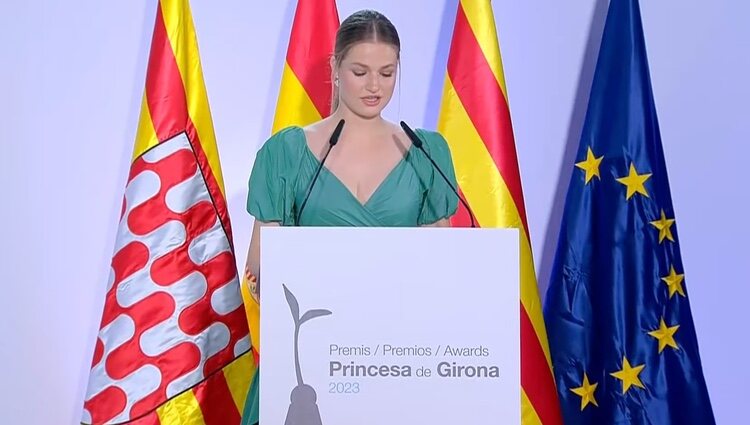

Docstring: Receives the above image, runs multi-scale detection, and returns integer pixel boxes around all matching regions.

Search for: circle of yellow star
[570,373,599,410]
[575,147,604,184]
[661,265,686,298]
[648,318,680,353]
[616,163,652,200]
[610,357,646,394]
[650,209,676,243]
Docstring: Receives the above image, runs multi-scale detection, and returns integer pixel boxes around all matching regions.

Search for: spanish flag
[81,1,253,423]
[239,1,339,423]
[273,0,341,133]
[240,0,339,357]
[437,1,563,424]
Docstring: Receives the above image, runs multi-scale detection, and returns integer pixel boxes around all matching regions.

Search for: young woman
[241,9,458,424]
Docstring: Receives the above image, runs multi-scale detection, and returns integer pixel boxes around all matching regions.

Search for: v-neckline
[296,126,414,208]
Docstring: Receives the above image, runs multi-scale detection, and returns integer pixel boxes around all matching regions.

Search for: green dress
[241,125,458,423]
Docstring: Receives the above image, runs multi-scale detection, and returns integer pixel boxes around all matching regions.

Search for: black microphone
[399,121,477,228]
[296,119,345,224]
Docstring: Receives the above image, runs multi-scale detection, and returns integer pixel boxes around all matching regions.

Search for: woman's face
[336,41,399,119]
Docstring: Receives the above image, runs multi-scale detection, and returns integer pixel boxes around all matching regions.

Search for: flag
[240,0,339,358]
[272,0,340,133]
[82,1,254,423]
[239,1,339,423]
[543,0,715,423]
[437,1,562,423]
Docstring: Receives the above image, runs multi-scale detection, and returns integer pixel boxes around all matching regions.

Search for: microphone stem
[296,143,334,225]
[415,145,477,228]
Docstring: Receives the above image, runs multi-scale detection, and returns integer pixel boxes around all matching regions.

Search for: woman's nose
[366,75,379,92]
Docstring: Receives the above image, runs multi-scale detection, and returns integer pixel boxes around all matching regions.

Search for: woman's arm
[244,219,280,301]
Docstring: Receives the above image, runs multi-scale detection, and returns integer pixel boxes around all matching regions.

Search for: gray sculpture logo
[283,284,332,425]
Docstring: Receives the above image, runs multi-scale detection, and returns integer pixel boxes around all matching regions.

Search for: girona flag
[81,1,254,423]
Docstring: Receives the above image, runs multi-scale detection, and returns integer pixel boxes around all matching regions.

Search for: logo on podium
[282,284,332,425]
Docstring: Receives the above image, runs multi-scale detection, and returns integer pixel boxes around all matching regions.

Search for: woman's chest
[294,159,427,227]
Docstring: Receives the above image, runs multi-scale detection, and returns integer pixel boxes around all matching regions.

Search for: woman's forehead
[342,42,399,66]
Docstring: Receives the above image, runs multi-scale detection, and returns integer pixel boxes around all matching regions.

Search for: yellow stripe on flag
[132,92,160,161]
[272,62,324,134]
[223,351,257,413]
[160,0,227,195]
[522,389,544,425]
[459,0,508,100]
[157,388,206,425]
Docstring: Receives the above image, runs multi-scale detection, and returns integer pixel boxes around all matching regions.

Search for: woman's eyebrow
[350,62,396,70]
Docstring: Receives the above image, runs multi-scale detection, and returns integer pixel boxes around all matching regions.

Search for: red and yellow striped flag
[273,0,340,133]
[437,1,563,424]
[240,0,339,355]
[82,1,254,423]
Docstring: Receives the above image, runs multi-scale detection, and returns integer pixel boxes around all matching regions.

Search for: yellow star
[650,209,676,243]
[570,373,599,410]
[616,163,652,200]
[661,266,686,299]
[575,147,604,184]
[610,357,646,394]
[648,318,680,353]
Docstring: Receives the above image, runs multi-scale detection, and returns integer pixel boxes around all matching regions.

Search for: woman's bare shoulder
[301,118,337,151]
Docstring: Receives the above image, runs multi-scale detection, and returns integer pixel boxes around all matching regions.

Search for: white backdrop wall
[2,1,747,423]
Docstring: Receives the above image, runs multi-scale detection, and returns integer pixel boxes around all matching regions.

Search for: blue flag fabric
[543,0,715,423]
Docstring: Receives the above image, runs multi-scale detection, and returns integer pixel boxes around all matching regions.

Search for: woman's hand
[245,219,280,305]
[244,265,260,303]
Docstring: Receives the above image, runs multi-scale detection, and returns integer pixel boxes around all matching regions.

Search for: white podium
[259,227,520,425]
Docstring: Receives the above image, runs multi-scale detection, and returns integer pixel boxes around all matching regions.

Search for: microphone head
[399,121,423,148]
[329,119,346,146]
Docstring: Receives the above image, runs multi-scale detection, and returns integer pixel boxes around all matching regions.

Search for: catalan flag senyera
[81,1,253,423]
[437,1,563,424]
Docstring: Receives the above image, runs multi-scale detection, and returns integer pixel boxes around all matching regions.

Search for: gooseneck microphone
[399,121,477,228]
[296,119,345,224]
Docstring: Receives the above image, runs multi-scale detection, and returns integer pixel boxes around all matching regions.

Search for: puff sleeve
[246,128,301,225]
[417,130,460,225]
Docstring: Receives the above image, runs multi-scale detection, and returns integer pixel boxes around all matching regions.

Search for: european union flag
[543,0,715,423]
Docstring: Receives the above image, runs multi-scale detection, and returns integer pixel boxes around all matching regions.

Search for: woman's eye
[353,71,366,77]
[381,73,393,78]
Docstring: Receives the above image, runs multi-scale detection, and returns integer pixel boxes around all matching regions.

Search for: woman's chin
[341,101,388,120]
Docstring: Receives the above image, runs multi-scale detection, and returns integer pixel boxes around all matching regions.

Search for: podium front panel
[260,227,520,424]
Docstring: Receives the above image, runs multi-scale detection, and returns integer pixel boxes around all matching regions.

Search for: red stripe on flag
[185,120,235,248]
[451,187,480,228]
[145,5,189,142]
[447,4,530,234]
[521,303,563,425]
[128,411,161,425]
[193,372,242,425]
[286,0,339,116]
[143,4,234,246]
[252,345,260,365]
